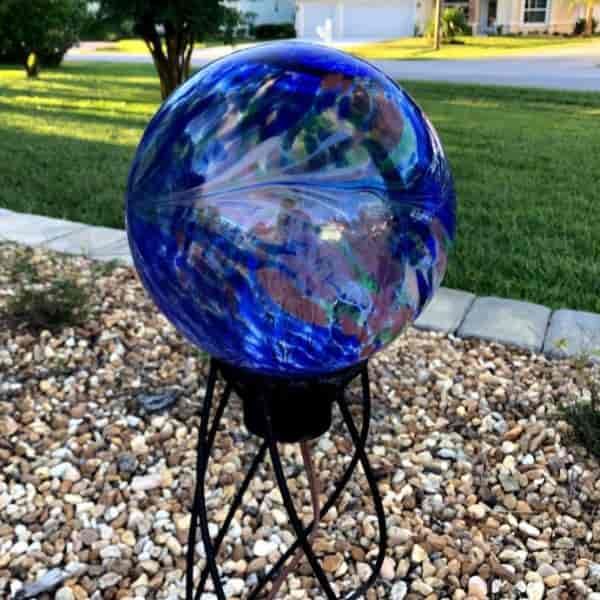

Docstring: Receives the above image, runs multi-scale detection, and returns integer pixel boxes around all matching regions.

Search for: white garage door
[301,3,336,38]
[343,1,415,38]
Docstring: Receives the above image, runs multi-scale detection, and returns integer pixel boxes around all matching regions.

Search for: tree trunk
[152,52,181,100]
[585,3,594,35]
[141,22,195,100]
[24,52,40,78]
[433,0,443,50]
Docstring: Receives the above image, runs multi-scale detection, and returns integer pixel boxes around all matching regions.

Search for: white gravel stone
[55,587,75,600]
[131,473,162,492]
[50,462,81,482]
[519,521,541,538]
[356,562,371,582]
[468,576,488,599]
[390,581,407,600]
[223,578,245,596]
[468,503,488,520]
[99,545,122,560]
[381,557,395,580]
[131,435,148,454]
[527,580,545,600]
[11,541,28,556]
[411,544,428,563]
[271,509,287,526]
[590,564,600,581]
[252,539,276,557]
[98,572,122,589]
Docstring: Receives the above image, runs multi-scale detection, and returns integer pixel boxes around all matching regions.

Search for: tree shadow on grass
[0,61,164,97]
[59,62,165,91]
[0,81,157,105]
[0,99,152,130]
[0,127,133,229]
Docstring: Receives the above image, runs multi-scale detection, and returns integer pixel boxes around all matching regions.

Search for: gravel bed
[1,244,599,600]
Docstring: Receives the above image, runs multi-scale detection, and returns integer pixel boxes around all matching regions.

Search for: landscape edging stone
[1,208,596,360]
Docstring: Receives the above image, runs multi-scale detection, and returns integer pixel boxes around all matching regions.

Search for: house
[296,0,598,39]
[296,0,420,39]
[468,0,599,34]
[224,0,295,27]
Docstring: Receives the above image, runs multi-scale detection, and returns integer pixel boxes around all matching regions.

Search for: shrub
[0,0,87,76]
[558,400,600,459]
[253,23,296,40]
[554,343,600,459]
[573,17,598,35]
[80,14,135,41]
[3,249,91,331]
[222,7,242,44]
[426,8,470,41]
[6,279,91,330]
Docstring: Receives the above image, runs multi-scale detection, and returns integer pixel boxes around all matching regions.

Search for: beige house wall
[549,1,578,33]
[501,0,577,32]
[467,0,587,33]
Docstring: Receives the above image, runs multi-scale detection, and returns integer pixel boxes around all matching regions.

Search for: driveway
[66,41,600,92]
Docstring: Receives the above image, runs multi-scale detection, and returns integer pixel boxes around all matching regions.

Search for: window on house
[523,0,548,23]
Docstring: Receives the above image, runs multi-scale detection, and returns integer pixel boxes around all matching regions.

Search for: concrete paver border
[2,208,598,360]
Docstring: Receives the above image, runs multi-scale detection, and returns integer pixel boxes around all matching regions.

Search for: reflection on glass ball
[126,41,456,376]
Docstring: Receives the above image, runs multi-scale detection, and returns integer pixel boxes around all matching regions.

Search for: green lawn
[349,35,600,60]
[1,62,600,312]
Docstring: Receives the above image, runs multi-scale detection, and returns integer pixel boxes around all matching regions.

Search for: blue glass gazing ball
[126,41,456,377]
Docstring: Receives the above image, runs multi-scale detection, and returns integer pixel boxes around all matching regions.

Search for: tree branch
[183,31,194,80]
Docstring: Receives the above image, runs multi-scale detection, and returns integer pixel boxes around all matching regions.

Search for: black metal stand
[185,358,387,600]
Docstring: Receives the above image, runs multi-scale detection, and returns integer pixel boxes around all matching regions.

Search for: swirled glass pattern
[126,41,456,376]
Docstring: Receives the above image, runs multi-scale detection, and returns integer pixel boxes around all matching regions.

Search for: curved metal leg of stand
[249,374,371,599]
[335,365,388,600]
[185,361,387,600]
[261,397,340,600]
[264,440,321,600]
[188,360,271,600]
[186,361,225,600]
[186,361,240,600]
[193,440,268,600]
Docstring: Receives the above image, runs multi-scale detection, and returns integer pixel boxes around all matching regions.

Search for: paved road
[67,42,600,92]
[377,45,600,91]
